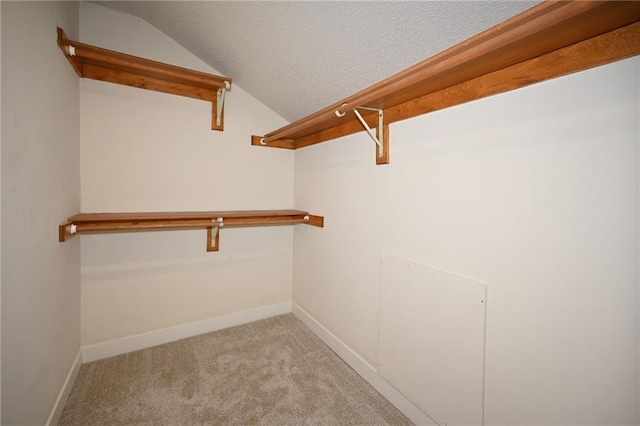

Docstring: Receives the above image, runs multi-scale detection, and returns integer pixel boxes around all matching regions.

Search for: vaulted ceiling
[93,1,539,122]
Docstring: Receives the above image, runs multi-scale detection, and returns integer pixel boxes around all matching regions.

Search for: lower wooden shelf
[59,210,324,252]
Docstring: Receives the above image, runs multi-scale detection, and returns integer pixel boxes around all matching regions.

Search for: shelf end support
[304,214,324,228]
[336,105,389,165]
[59,222,78,242]
[251,135,295,149]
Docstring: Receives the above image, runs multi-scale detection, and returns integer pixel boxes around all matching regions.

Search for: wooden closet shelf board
[56,27,232,130]
[252,1,640,155]
[59,210,324,252]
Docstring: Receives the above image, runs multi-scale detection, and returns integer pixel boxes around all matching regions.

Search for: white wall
[79,3,293,350]
[1,3,3,420]
[294,57,640,425]
[1,2,81,425]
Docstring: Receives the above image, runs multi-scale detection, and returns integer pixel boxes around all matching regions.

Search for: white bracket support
[207,217,224,252]
[216,81,231,128]
[335,104,385,159]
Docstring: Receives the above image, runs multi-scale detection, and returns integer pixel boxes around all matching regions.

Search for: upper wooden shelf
[252,1,640,163]
[57,28,232,131]
[59,210,323,252]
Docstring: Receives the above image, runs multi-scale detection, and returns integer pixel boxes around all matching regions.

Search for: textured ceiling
[93,1,539,122]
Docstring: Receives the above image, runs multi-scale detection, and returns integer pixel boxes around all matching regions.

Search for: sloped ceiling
[92,1,539,122]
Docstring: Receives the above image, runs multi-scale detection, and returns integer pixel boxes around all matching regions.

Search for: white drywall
[294,57,639,424]
[1,4,3,420]
[1,2,81,425]
[1,3,3,420]
[379,255,487,425]
[79,3,294,347]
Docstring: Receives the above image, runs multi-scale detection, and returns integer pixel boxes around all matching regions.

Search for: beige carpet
[59,314,412,425]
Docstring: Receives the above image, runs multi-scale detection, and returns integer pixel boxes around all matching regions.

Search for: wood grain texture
[305,215,324,228]
[289,19,640,150]
[206,226,220,252]
[57,28,230,88]
[56,27,230,131]
[256,2,640,150]
[81,64,217,101]
[212,97,224,131]
[67,210,310,223]
[58,222,74,242]
[62,210,323,238]
[61,210,324,250]
[386,20,640,125]
[376,124,390,165]
[251,135,295,149]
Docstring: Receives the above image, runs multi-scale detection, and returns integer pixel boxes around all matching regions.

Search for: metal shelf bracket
[216,81,231,128]
[207,217,224,252]
[335,104,388,164]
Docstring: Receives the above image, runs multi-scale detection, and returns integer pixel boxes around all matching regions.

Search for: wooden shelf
[57,28,232,131]
[252,1,640,164]
[59,210,324,252]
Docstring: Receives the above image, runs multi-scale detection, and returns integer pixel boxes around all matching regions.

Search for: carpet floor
[59,314,413,425]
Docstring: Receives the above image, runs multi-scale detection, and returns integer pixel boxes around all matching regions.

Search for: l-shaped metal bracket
[216,81,231,129]
[207,217,224,252]
[335,104,389,164]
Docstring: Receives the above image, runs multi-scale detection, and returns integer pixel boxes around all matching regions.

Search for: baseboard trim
[83,302,292,362]
[46,348,82,426]
[292,303,437,426]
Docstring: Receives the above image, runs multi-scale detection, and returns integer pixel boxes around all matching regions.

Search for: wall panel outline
[379,254,487,425]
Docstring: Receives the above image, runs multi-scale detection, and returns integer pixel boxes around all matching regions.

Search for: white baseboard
[83,302,292,362]
[292,303,437,426]
[46,348,82,426]
[52,304,432,425]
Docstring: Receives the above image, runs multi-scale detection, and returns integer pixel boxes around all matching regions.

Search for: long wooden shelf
[57,28,232,131]
[59,210,324,252]
[252,1,640,164]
